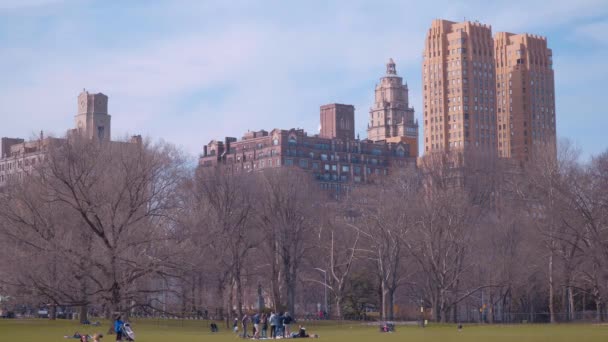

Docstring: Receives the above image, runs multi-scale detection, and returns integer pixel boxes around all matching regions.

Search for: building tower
[75,90,111,143]
[367,59,418,156]
[320,103,355,140]
[494,33,556,161]
[422,20,497,155]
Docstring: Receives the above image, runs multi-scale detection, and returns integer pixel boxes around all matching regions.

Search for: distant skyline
[1,0,606,160]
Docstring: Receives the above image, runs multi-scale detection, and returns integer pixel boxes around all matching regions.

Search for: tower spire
[386,58,397,75]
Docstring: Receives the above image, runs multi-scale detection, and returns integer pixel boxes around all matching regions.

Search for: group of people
[235,311,305,339]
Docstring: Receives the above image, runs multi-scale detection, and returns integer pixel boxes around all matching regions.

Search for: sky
[1,0,607,161]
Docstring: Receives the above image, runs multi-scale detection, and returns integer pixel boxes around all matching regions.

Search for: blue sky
[1,0,606,160]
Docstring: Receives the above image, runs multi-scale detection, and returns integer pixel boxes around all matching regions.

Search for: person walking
[283,312,293,337]
[113,315,124,342]
[277,312,285,338]
[233,317,239,334]
[269,312,277,338]
[241,313,250,339]
[261,313,268,338]
[253,312,260,339]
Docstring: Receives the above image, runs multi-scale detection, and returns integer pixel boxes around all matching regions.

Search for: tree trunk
[271,250,282,310]
[568,287,575,321]
[235,270,244,317]
[548,251,556,323]
[432,291,441,322]
[79,276,88,324]
[227,283,234,329]
[49,303,57,320]
[387,288,395,321]
[334,295,342,320]
[284,257,296,315]
[286,277,296,315]
[381,282,388,321]
[79,305,88,324]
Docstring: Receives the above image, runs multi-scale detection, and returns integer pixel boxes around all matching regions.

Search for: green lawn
[0,318,606,342]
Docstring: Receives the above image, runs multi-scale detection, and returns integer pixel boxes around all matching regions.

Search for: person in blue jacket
[114,315,124,341]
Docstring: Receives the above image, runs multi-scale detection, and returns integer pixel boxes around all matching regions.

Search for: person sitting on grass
[290,326,317,339]
[64,332,91,340]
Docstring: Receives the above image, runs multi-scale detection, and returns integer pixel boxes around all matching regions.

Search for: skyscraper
[494,33,556,161]
[422,20,497,155]
[367,59,418,157]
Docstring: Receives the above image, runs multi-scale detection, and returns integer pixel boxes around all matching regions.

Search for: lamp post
[314,268,328,318]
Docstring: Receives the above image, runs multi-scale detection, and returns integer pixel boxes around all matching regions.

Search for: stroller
[122,323,136,341]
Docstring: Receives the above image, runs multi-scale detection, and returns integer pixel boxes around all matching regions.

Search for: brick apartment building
[422,19,556,162]
[198,60,419,191]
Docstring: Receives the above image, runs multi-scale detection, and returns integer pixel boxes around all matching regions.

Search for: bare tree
[311,208,360,319]
[193,166,258,319]
[0,135,188,321]
[256,167,318,314]
[349,168,419,320]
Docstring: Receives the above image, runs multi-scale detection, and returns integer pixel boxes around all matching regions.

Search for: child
[233,317,239,333]
[114,315,124,342]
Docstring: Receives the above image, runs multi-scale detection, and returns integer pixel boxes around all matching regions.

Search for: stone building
[0,90,139,187]
[199,105,415,193]
[367,59,418,157]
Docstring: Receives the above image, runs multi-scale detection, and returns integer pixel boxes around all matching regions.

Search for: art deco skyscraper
[422,20,497,155]
[494,33,556,161]
[367,59,418,157]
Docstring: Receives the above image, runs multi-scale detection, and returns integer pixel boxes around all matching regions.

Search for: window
[324,164,330,171]
[285,159,293,166]
[312,162,319,169]
[97,126,105,141]
[342,165,349,172]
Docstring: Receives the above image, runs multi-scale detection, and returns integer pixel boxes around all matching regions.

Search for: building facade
[0,90,138,187]
[494,33,556,161]
[199,105,415,192]
[422,19,497,156]
[368,59,418,157]
[75,91,111,143]
[422,19,557,162]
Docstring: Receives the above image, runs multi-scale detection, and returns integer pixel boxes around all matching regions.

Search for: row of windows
[285,158,385,170]
[0,172,24,183]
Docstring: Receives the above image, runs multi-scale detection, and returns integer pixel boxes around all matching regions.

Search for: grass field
[0,318,606,342]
